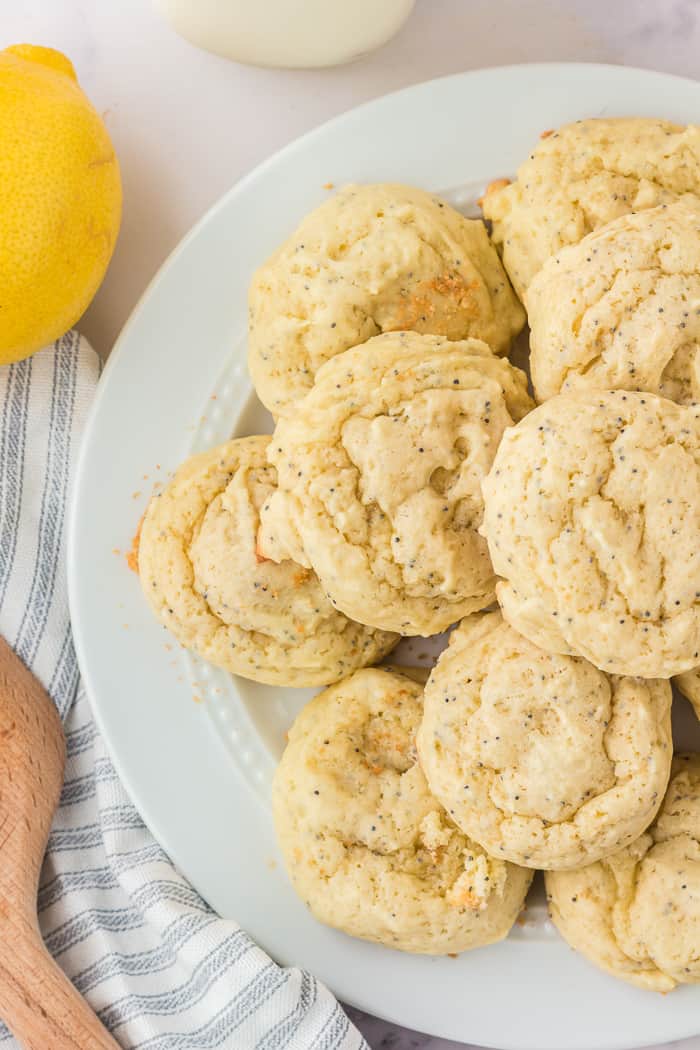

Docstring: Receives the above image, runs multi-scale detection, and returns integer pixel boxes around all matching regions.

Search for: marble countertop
[5,1,700,1047]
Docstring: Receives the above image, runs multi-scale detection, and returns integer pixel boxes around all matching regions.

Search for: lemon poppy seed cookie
[546,755,700,991]
[261,331,534,635]
[482,390,700,677]
[417,611,672,870]
[528,202,700,404]
[482,118,700,298]
[249,183,525,416]
[138,436,396,686]
[273,667,533,954]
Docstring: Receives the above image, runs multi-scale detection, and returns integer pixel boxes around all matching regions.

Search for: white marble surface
[3,1,700,1047]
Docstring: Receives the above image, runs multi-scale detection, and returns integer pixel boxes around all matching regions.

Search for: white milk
[154,0,416,69]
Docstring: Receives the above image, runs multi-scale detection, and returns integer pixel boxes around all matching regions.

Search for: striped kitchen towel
[0,330,367,1050]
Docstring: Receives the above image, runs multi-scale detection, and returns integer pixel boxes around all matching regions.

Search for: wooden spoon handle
[0,921,120,1049]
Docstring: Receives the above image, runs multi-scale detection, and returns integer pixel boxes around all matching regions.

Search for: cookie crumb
[126,515,144,574]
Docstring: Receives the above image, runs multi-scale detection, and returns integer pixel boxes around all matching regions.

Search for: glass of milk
[154,0,416,69]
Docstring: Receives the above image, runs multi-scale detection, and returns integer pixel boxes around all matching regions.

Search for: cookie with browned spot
[249,183,524,416]
[138,436,396,686]
[482,117,700,298]
[273,666,532,953]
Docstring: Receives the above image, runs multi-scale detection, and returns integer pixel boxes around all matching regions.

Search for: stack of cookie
[138,120,700,988]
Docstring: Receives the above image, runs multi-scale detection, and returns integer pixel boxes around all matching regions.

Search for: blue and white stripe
[0,332,367,1050]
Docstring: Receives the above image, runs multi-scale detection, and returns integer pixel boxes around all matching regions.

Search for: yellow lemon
[0,45,122,363]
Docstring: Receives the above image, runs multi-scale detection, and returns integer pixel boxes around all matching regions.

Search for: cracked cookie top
[528,201,700,404]
[546,754,700,991]
[248,183,524,416]
[138,436,396,686]
[261,331,533,635]
[417,611,672,870]
[272,666,532,954]
[482,118,700,298]
[482,390,700,677]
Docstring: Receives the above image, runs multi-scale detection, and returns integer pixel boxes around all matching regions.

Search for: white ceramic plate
[69,64,700,1050]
